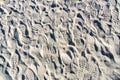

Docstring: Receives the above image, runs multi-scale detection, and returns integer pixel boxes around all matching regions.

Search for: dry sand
[0,0,120,80]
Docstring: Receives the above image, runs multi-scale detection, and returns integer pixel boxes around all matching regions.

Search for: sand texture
[0,0,120,80]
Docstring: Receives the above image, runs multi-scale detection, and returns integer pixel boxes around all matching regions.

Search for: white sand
[0,0,120,80]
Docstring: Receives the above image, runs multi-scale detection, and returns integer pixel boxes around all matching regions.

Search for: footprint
[47,44,57,54]
[25,68,35,80]
[74,38,86,52]
[77,2,87,11]
[78,57,87,75]
[37,34,48,47]
[61,52,72,65]
[85,62,100,80]
[83,73,92,80]
[10,53,19,76]
[70,62,79,74]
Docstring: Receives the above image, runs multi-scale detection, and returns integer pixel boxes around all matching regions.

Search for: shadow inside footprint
[0,7,4,14]
[94,20,104,32]
[94,43,98,52]
[14,28,19,40]
[77,13,84,20]
[101,46,115,61]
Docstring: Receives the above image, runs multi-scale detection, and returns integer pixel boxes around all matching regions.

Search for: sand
[0,0,120,80]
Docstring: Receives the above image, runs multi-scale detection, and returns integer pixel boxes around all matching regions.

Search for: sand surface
[0,0,120,80]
